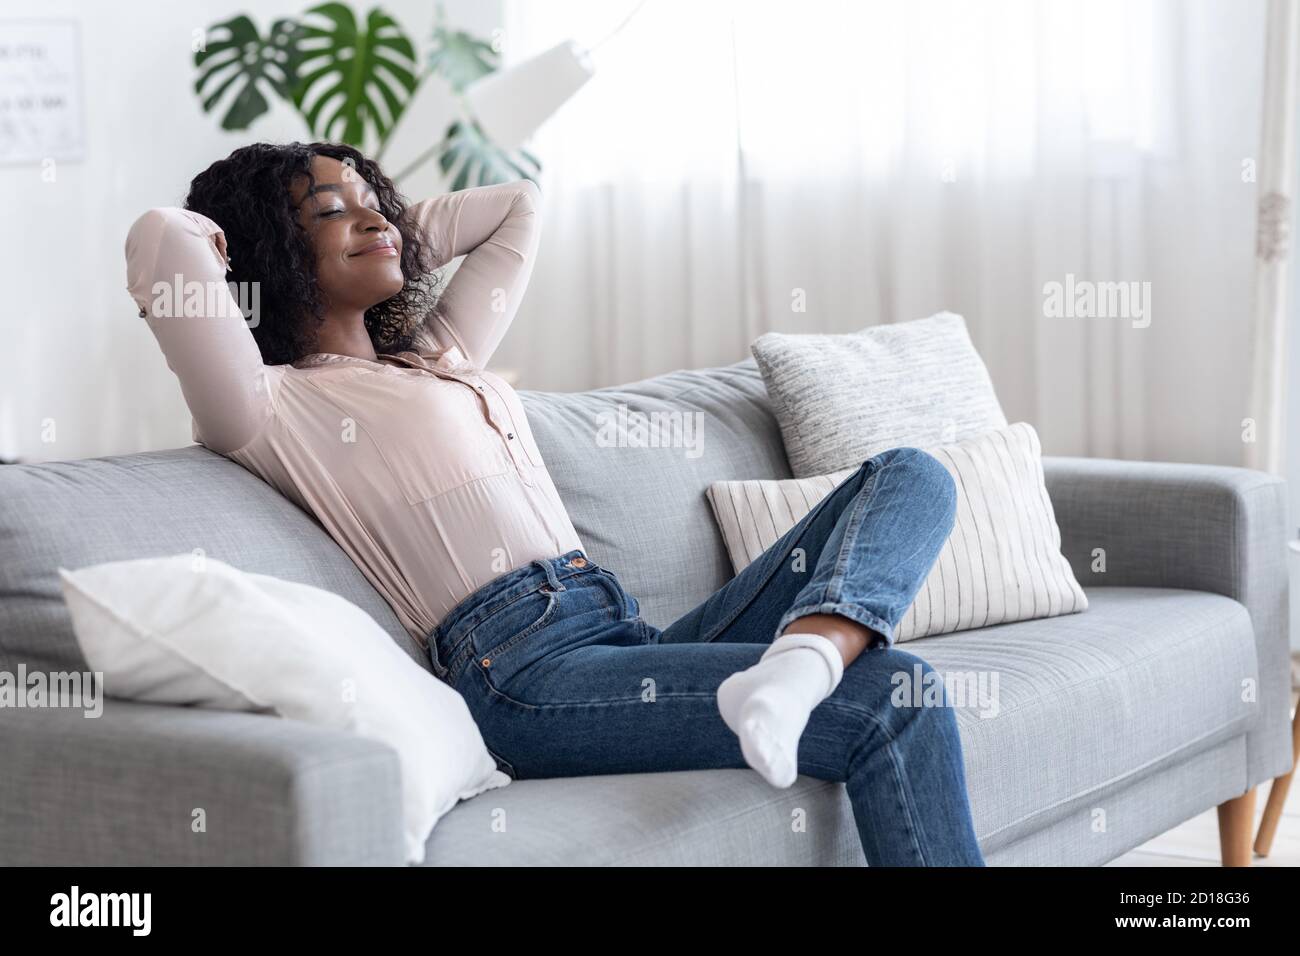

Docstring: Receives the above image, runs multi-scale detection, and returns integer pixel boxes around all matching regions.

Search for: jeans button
[570,556,587,568]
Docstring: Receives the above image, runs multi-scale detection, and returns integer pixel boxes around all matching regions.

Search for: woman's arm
[408,179,542,368]
[125,207,274,455]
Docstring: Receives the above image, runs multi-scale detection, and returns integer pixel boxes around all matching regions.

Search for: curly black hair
[184,141,441,366]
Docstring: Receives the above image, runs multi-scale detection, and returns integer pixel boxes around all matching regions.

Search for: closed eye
[318,204,381,219]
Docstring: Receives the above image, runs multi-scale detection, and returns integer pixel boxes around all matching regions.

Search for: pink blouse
[124,180,583,651]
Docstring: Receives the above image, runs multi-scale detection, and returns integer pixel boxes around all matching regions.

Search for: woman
[126,141,985,866]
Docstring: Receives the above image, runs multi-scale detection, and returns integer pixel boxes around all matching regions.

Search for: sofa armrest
[1043,455,1294,785]
[0,698,405,865]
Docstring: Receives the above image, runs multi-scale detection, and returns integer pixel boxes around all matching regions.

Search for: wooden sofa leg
[1254,701,1300,857]
[1217,788,1256,867]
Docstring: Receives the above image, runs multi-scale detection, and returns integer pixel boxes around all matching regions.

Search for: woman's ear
[214,231,231,269]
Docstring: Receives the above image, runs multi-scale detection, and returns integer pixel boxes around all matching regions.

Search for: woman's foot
[716,632,844,787]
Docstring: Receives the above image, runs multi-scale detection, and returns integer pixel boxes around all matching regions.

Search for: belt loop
[542,557,565,592]
[426,626,450,680]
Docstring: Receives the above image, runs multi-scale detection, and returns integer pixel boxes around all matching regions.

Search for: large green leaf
[293,3,420,148]
[438,120,541,191]
[427,23,497,92]
[194,16,303,131]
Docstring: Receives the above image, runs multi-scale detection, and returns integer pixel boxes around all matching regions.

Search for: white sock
[716,632,845,788]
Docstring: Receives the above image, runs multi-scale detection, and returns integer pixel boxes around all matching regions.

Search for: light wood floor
[1107,686,1300,867]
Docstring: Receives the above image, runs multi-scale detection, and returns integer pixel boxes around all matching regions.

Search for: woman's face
[290,154,405,312]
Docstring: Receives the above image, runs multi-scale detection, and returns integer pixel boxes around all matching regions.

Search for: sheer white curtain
[495,0,1269,463]
[1245,0,1299,476]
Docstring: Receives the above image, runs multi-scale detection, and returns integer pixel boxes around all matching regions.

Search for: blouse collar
[291,344,467,372]
[291,352,378,370]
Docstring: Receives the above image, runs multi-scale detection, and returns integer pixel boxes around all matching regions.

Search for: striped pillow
[704,422,1088,643]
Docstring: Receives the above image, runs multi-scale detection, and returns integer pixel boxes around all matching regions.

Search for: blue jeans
[428,447,986,866]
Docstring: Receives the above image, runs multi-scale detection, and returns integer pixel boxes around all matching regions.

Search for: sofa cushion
[423,767,865,865]
[918,586,1259,854]
[422,586,1258,864]
[0,446,425,677]
[519,357,791,630]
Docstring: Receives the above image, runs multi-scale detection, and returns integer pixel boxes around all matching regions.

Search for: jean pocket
[591,566,639,620]
[470,583,561,667]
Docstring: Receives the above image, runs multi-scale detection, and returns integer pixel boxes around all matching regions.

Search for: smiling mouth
[350,239,398,257]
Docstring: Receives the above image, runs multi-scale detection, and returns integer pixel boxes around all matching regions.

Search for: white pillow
[57,554,509,865]
[705,422,1087,643]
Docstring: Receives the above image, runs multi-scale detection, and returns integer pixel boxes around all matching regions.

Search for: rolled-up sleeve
[125,207,275,454]
[408,179,542,368]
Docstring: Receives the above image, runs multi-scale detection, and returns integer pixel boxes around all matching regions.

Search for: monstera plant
[193,1,539,188]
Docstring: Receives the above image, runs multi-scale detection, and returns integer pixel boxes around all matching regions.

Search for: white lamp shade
[463,40,595,152]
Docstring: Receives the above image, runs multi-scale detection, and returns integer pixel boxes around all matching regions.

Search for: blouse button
[507,432,515,440]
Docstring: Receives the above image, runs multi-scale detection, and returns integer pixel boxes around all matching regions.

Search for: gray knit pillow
[750,312,1007,477]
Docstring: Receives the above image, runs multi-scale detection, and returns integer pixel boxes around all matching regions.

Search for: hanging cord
[393,0,654,182]
[585,0,653,55]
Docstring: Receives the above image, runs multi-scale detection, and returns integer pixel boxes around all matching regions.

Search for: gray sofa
[0,357,1293,865]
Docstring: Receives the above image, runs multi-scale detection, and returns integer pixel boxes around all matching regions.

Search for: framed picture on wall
[0,19,85,165]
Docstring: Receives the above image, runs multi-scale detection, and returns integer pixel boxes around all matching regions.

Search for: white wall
[0,0,500,462]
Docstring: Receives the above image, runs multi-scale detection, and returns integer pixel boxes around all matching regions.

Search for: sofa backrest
[0,357,789,677]
[0,444,430,676]
[521,356,790,629]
